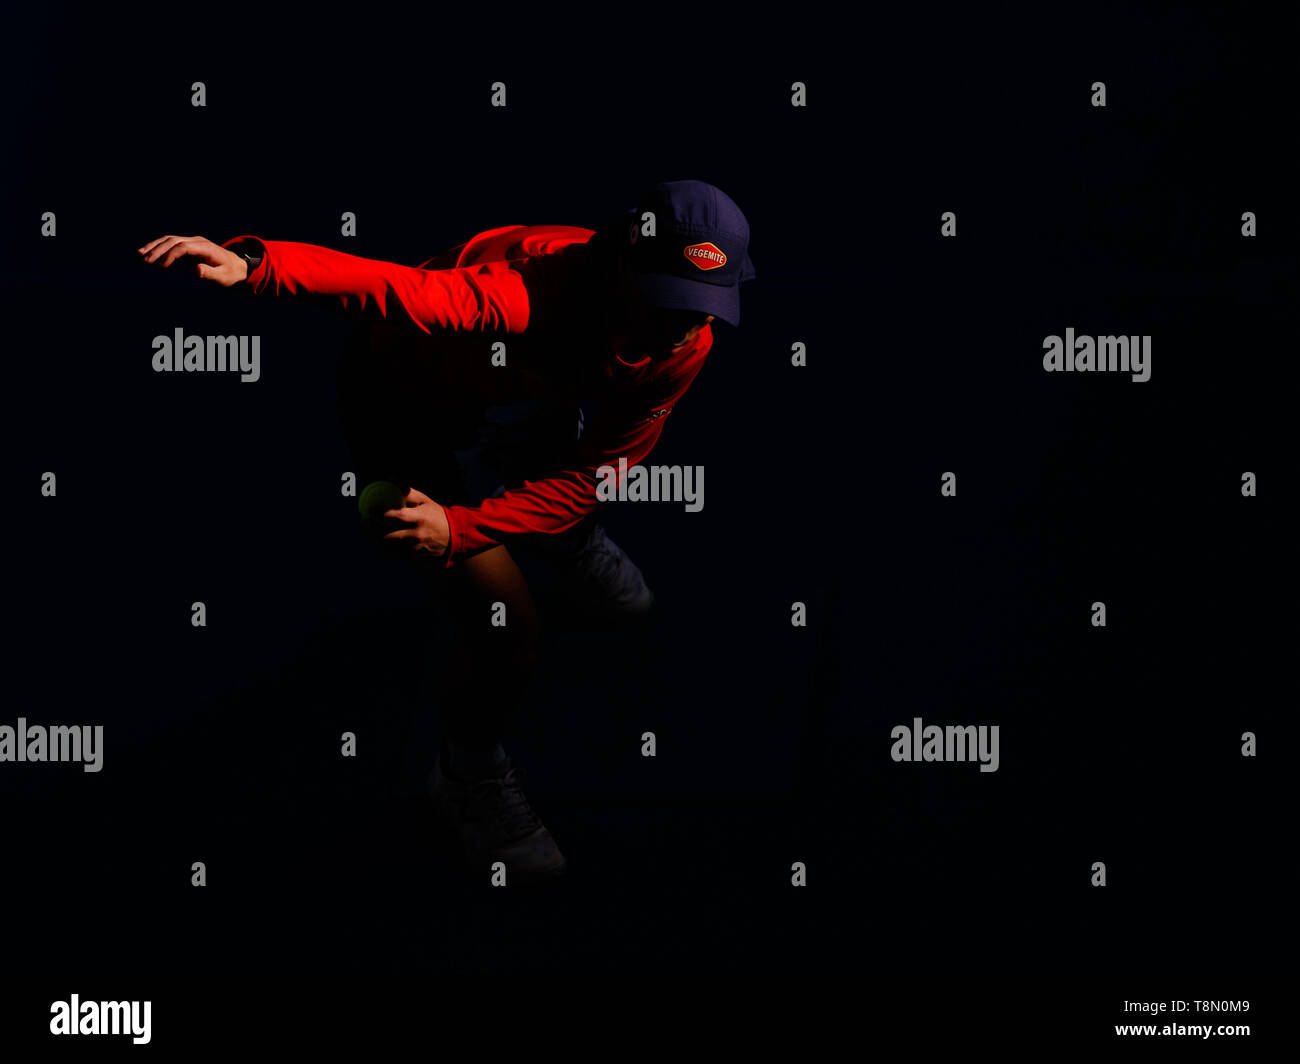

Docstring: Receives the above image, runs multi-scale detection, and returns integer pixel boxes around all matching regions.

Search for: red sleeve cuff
[220,235,270,290]
[442,506,463,567]
[440,505,511,568]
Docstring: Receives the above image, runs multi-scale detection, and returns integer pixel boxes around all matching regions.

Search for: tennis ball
[359,480,413,526]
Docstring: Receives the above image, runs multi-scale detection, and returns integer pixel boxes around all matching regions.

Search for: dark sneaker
[428,755,567,883]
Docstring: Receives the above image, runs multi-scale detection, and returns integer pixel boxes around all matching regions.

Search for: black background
[1,0,1290,1042]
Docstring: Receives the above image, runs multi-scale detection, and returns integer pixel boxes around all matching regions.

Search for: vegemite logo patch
[683,242,727,271]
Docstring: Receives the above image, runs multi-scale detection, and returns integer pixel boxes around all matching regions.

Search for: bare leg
[422,544,540,758]
[423,543,568,880]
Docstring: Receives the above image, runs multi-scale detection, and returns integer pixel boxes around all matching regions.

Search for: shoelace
[466,767,542,840]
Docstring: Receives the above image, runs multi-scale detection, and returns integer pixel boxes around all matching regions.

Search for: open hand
[137,234,248,286]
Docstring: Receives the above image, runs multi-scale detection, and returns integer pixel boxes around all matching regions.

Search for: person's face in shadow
[614,256,714,356]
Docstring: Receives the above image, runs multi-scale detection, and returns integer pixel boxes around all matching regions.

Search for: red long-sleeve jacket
[220,225,712,565]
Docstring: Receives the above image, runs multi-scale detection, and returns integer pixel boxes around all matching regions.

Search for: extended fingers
[139,236,190,266]
[137,235,175,255]
[158,239,200,268]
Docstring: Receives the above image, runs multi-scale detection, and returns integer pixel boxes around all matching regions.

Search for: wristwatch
[239,251,262,284]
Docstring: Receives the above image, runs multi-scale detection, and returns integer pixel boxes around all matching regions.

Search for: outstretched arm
[138,232,560,334]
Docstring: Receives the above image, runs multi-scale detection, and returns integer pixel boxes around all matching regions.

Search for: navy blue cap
[613,180,755,327]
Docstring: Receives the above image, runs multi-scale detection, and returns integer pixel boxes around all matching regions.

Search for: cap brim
[634,271,743,327]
